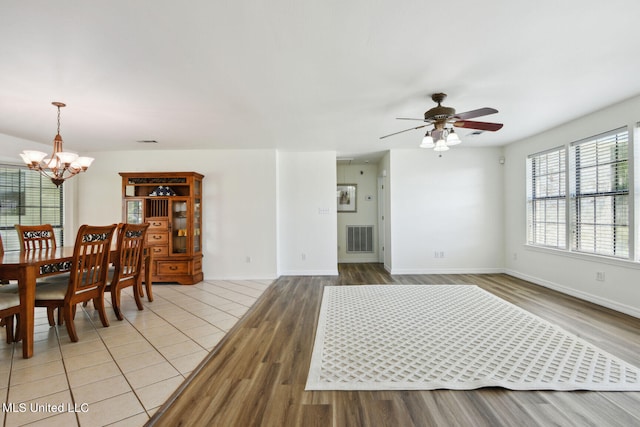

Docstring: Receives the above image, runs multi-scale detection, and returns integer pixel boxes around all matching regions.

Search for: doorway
[336,160,379,263]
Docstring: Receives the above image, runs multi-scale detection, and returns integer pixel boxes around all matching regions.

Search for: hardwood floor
[147,264,640,427]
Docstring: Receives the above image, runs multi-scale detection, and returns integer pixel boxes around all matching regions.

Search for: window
[570,128,629,258]
[0,165,64,251]
[527,147,566,248]
[526,127,630,259]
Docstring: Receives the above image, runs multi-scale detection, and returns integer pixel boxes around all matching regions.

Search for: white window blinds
[527,147,566,248]
[0,165,64,251]
[569,128,629,258]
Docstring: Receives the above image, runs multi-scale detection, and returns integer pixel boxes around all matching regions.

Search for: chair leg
[111,287,123,321]
[62,304,78,342]
[57,307,64,325]
[94,296,110,328]
[144,279,154,302]
[46,307,55,326]
[4,316,13,344]
[133,281,144,312]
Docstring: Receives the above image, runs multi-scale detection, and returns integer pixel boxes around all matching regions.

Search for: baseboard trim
[203,275,278,281]
[504,269,640,319]
[277,269,339,276]
[390,267,504,275]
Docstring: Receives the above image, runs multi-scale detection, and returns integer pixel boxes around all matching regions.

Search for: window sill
[523,244,640,270]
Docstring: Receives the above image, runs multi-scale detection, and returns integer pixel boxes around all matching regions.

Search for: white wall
[2,142,341,279]
[76,149,279,280]
[1,135,46,164]
[388,147,504,274]
[504,94,640,318]
[277,151,338,275]
[337,163,379,263]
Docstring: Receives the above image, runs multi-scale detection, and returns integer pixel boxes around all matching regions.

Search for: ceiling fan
[380,93,503,151]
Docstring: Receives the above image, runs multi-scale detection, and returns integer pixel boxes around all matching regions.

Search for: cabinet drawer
[150,246,168,257]
[147,219,168,230]
[147,232,168,245]
[157,261,189,275]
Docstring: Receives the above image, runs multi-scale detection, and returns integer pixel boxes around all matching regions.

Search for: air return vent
[346,226,374,253]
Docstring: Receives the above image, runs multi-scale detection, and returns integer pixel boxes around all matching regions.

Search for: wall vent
[346,226,374,253]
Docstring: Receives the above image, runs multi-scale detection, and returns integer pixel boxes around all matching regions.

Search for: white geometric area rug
[305,285,640,391]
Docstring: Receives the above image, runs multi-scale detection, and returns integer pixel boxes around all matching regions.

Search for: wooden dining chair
[106,222,150,320]
[0,293,21,344]
[15,224,57,251]
[34,224,117,342]
[0,235,21,342]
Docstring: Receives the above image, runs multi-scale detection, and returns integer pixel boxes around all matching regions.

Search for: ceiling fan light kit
[20,102,94,187]
[420,131,434,148]
[381,93,503,153]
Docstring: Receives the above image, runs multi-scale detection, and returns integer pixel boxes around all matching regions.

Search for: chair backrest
[67,224,117,296]
[15,224,57,251]
[112,222,150,286]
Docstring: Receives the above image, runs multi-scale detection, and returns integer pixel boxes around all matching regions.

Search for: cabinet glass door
[171,199,189,254]
[194,198,201,253]
[126,199,143,224]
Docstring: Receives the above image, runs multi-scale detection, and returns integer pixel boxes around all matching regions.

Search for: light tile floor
[0,279,272,426]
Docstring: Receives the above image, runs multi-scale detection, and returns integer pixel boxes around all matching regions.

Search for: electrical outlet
[596,272,605,282]
[440,251,445,258]
[301,253,306,261]
[513,252,518,261]
[245,256,251,263]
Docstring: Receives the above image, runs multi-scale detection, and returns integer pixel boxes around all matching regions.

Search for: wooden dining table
[0,246,152,359]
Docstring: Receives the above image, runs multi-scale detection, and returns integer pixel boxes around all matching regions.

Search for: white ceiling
[2,1,640,162]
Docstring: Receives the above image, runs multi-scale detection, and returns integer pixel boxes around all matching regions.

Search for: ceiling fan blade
[453,107,498,120]
[379,124,428,139]
[453,120,503,131]
[396,117,427,121]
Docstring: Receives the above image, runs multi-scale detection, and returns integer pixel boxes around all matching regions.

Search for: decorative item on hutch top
[120,172,204,285]
[20,102,94,186]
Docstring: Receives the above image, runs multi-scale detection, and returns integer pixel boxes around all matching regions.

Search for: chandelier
[419,127,461,152]
[20,102,94,187]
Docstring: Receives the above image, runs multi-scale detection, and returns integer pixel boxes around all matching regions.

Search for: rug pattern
[305,285,640,391]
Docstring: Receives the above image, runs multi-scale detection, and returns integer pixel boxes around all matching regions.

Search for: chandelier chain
[57,105,61,135]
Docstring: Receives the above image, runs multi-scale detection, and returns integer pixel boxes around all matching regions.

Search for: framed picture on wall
[337,184,357,212]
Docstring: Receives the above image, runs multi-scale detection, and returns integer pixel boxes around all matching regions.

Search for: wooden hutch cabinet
[120,172,204,285]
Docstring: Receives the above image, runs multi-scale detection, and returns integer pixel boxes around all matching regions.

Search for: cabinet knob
[152,235,162,240]
[169,266,178,271]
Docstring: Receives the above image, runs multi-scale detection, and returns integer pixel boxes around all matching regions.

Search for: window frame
[526,146,567,249]
[569,127,630,259]
[526,126,632,260]
[0,163,64,252]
